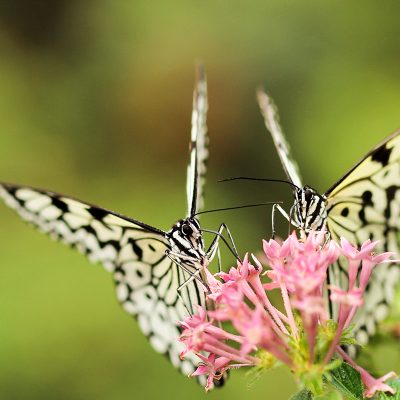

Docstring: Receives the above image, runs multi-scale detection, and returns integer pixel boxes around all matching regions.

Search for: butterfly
[256,89,400,347]
[0,65,233,384]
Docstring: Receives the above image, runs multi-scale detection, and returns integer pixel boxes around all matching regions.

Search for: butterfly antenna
[219,176,301,191]
[194,201,282,217]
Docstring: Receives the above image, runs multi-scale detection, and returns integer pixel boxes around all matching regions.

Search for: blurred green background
[0,1,399,399]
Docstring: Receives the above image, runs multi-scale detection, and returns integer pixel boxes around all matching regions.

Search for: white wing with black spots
[0,183,204,378]
[325,131,400,345]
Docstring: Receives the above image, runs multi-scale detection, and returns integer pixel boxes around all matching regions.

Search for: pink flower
[235,306,272,355]
[292,296,327,320]
[340,237,394,291]
[362,370,397,398]
[329,286,363,307]
[337,347,397,398]
[340,238,377,259]
[339,237,369,289]
[180,304,208,330]
[359,251,393,291]
[209,282,244,309]
[192,353,230,392]
[218,254,252,282]
[263,229,339,297]
[263,235,291,262]
[178,231,397,396]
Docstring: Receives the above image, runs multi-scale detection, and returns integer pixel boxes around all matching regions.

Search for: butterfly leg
[216,246,222,273]
[322,230,332,248]
[176,290,193,316]
[275,203,291,223]
[165,250,209,290]
[205,223,240,263]
[165,250,211,314]
[271,203,280,239]
[173,260,208,315]
[287,203,301,234]
[271,203,299,237]
[176,268,208,316]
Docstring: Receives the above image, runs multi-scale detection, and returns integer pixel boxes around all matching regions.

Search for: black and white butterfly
[0,66,233,383]
[256,89,400,347]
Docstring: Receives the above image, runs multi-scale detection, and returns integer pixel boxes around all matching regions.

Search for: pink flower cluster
[179,229,397,397]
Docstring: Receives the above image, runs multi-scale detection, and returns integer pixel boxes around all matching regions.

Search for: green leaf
[373,378,400,400]
[289,388,314,400]
[339,324,358,346]
[329,362,363,400]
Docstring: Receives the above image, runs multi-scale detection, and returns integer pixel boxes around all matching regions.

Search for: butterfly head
[169,217,206,263]
[293,185,328,231]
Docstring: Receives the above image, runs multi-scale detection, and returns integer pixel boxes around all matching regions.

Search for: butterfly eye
[304,190,313,202]
[182,224,193,236]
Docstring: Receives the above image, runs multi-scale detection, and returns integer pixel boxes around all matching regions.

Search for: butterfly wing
[187,63,209,216]
[325,130,400,345]
[0,183,204,377]
[257,89,303,188]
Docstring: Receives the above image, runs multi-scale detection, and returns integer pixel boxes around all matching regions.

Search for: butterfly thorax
[168,217,207,268]
[293,185,328,231]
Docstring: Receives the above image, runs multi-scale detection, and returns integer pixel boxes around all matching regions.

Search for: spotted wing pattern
[187,64,209,216]
[257,89,303,187]
[0,183,204,377]
[325,130,400,345]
